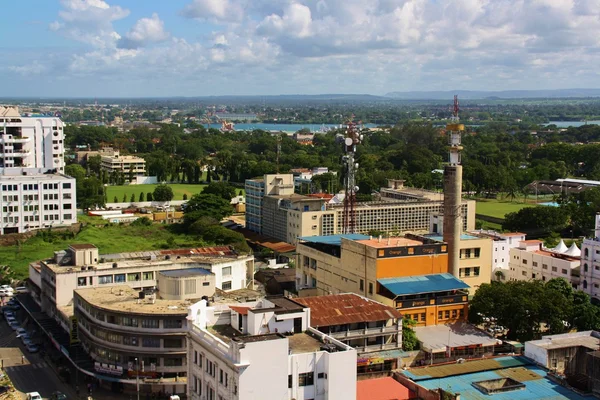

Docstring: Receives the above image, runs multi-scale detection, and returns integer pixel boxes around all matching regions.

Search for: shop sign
[94,362,123,376]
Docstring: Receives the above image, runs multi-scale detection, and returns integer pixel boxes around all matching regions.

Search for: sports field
[476,199,535,219]
[105,183,245,202]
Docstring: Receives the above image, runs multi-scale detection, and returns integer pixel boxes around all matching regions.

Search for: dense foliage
[469,279,600,342]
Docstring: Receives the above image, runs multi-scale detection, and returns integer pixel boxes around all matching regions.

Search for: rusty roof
[295,293,402,327]
[229,305,250,315]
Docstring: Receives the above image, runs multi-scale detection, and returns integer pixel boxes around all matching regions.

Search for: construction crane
[342,119,362,234]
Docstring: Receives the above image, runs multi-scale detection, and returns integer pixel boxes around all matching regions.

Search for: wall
[238,337,290,400]
[157,274,215,300]
[458,237,493,295]
[132,176,157,185]
[209,258,249,291]
[392,372,450,400]
[524,342,550,368]
[376,254,449,278]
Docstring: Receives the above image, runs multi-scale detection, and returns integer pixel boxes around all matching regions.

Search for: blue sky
[2,0,600,97]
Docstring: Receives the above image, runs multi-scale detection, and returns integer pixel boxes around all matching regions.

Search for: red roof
[357,377,415,400]
[229,306,250,315]
[294,293,402,327]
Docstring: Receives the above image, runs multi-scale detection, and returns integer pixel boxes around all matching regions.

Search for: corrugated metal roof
[357,377,416,400]
[378,273,469,296]
[298,234,370,245]
[294,293,402,327]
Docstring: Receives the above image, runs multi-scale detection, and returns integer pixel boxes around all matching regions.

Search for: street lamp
[135,357,140,400]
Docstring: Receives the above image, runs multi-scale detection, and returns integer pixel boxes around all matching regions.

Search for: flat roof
[294,293,402,327]
[0,173,73,181]
[264,296,305,312]
[414,322,497,353]
[298,234,370,246]
[526,331,600,351]
[403,356,530,380]
[159,268,212,277]
[425,233,480,241]
[356,237,423,249]
[378,273,469,296]
[75,286,190,316]
[357,377,415,400]
[69,244,98,250]
[406,357,587,400]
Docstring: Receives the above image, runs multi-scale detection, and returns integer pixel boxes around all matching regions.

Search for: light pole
[135,357,140,400]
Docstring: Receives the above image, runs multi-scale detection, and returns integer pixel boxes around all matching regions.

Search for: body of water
[205,122,377,133]
[545,121,600,128]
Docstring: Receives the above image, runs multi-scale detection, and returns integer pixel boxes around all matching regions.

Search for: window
[299,372,314,386]
[452,310,457,318]
[142,271,153,280]
[222,266,232,276]
[63,214,72,220]
[123,336,138,346]
[222,281,232,290]
[115,274,126,283]
[122,317,138,327]
[198,353,203,367]
[142,338,160,347]
[542,264,548,270]
[584,264,589,272]
[127,273,140,282]
[194,351,198,365]
[359,279,364,292]
[522,271,527,276]
[288,375,292,388]
[77,277,87,287]
[522,259,527,265]
[63,203,72,210]
[562,269,568,275]
[532,261,538,267]
[473,267,480,276]
[141,319,159,329]
[438,311,443,320]
[98,275,113,285]
[202,282,210,286]
[445,310,450,318]
[63,182,71,189]
[164,319,183,329]
[219,369,224,384]
[552,266,557,272]
[368,282,373,295]
[318,372,326,379]
[164,338,183,348]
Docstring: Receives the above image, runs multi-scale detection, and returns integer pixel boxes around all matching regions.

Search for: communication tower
[342,120,362,234]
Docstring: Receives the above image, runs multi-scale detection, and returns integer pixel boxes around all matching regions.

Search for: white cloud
[119,13,169,48]
[181,0,244,23]
[8,61,48,76]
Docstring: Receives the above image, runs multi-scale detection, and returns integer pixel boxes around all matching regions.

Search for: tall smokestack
[443,95,464,278]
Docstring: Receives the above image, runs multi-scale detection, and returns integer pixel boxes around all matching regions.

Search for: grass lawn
[476,199,536,219]
[0,218,206,280]
[106,183,246,202]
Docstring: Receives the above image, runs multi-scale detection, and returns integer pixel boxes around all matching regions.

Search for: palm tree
[495,270,505,281]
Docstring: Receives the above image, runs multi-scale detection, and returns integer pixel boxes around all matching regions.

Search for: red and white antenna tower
[342,119,362,234]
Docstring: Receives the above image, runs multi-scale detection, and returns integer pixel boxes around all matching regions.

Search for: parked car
[26,392,42,400]
[8,320,19,330]
[14,286,28,294]
[25,343,39,353]
[20,334,31,344]
[0,289,12,297]
[0,285,13,293]
[3,310,14,319]
[5,315,16,324]
[51,391,67,400]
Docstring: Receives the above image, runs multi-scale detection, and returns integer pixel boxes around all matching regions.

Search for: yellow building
[296,234,471,326]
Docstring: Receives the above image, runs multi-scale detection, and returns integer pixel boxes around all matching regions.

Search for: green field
[0,218,206,280]
[105,183,246,202]
[476,199,536,219]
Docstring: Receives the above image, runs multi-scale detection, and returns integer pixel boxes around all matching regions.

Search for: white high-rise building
[581,214,600,302]
[0,106,66,173]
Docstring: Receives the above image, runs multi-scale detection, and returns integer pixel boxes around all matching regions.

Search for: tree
[65,164,86,181]
[153,184,174,202]
[77,176,105,209]
[113,196,118,203]
[202,182,237,200]
[402,317,419,351]
[183,193,188,200]
[122,194,127,203]
[183,193,233,225]
[503,206,568,233]
[130,193,135,203]
[139,192,144,202]
[147,192,153,202]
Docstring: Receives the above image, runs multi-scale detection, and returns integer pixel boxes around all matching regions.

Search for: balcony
[353,343,399,353]
[327,326,400,340]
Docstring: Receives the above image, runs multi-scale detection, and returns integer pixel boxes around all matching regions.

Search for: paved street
[0,306,77,400]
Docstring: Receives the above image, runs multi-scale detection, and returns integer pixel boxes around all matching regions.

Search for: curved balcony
[77,306,187,336]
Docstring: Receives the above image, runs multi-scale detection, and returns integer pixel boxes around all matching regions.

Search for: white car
[26,392,42,400]
[0,289,12,297]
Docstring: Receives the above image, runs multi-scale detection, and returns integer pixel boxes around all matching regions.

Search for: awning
[378,273,469,296]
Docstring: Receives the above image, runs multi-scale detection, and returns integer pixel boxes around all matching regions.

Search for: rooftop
[159,268,212,278]
[425,233,480,242]
[0,173,73,181]
[294,293,402,327]
[357,377,415,400]
[414,322,497,353]
[403,357,587,400]
[263,296,306,313]
[378,273,470,296]
[356,236,423,249]
[526,331,600,351]
[75,286,190,316]
[298,234,370,246]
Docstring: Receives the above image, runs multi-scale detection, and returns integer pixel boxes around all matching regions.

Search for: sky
[2,0,600,97]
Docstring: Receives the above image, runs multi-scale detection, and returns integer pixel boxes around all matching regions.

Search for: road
[0,307,76,400]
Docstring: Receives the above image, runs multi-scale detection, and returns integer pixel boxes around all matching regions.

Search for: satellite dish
[344,137,353,146]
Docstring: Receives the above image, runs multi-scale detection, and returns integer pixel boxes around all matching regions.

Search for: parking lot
[0,296,75,400]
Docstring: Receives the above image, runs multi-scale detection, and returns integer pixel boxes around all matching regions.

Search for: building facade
[0,170,76,234]
[508,240,581,288]
[0,106,66,172]
[187,297,357,400]
[471,230,526,279]
[581,215,600,303]
[100,149,146,181]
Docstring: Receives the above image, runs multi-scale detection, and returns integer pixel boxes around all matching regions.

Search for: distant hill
[384,89,600,100]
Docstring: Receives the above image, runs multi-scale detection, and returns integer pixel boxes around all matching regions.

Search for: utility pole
[135,357,140,400]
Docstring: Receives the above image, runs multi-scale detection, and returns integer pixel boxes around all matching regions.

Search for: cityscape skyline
[3,0,600,97]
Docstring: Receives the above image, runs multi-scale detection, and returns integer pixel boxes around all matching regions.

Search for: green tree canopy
[153,184,174,202]
[183,193,233,225]
[202,181,237,200]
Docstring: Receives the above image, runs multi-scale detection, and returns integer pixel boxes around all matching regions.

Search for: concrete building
[74,286,190,394]
[0,169,76,234]
[34,244,254,319]
[295,234,472,326]
[187,297,357,400]
[157,269,216,301]
[245,175,475,245]
[508,239,581,288]
[581,214,600,303]
[0,106,66,172]
[471,230,526,279]
[294,293,403,374]
[525,331,600,373]
[99,148,146,181]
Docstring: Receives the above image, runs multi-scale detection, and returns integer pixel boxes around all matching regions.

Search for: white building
[508,239,581,288]
[100,148,146,180]
[187,296,357,400]
[0,169,76,234]
[581,214,600,302]
[471,230,526,279]
[0,106,66,172]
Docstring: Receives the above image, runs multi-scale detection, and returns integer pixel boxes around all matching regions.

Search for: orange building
[296,234,469,326]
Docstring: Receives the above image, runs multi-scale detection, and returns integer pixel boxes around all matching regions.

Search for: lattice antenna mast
[276,135,282,173]
[342,118,362,234]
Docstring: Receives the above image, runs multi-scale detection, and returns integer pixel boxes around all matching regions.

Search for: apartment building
[0,169,76,234]
[0,106,66,172]
[244,174,294,234]
[294,294,403,373]
[33,244,254,317]
[187,297,357,400]
[100,149,146,180]
[581,214,600,303]
[74,286,189,394]
[471,230,526,279]
[508,240,581,288]
[295,234,471,326]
